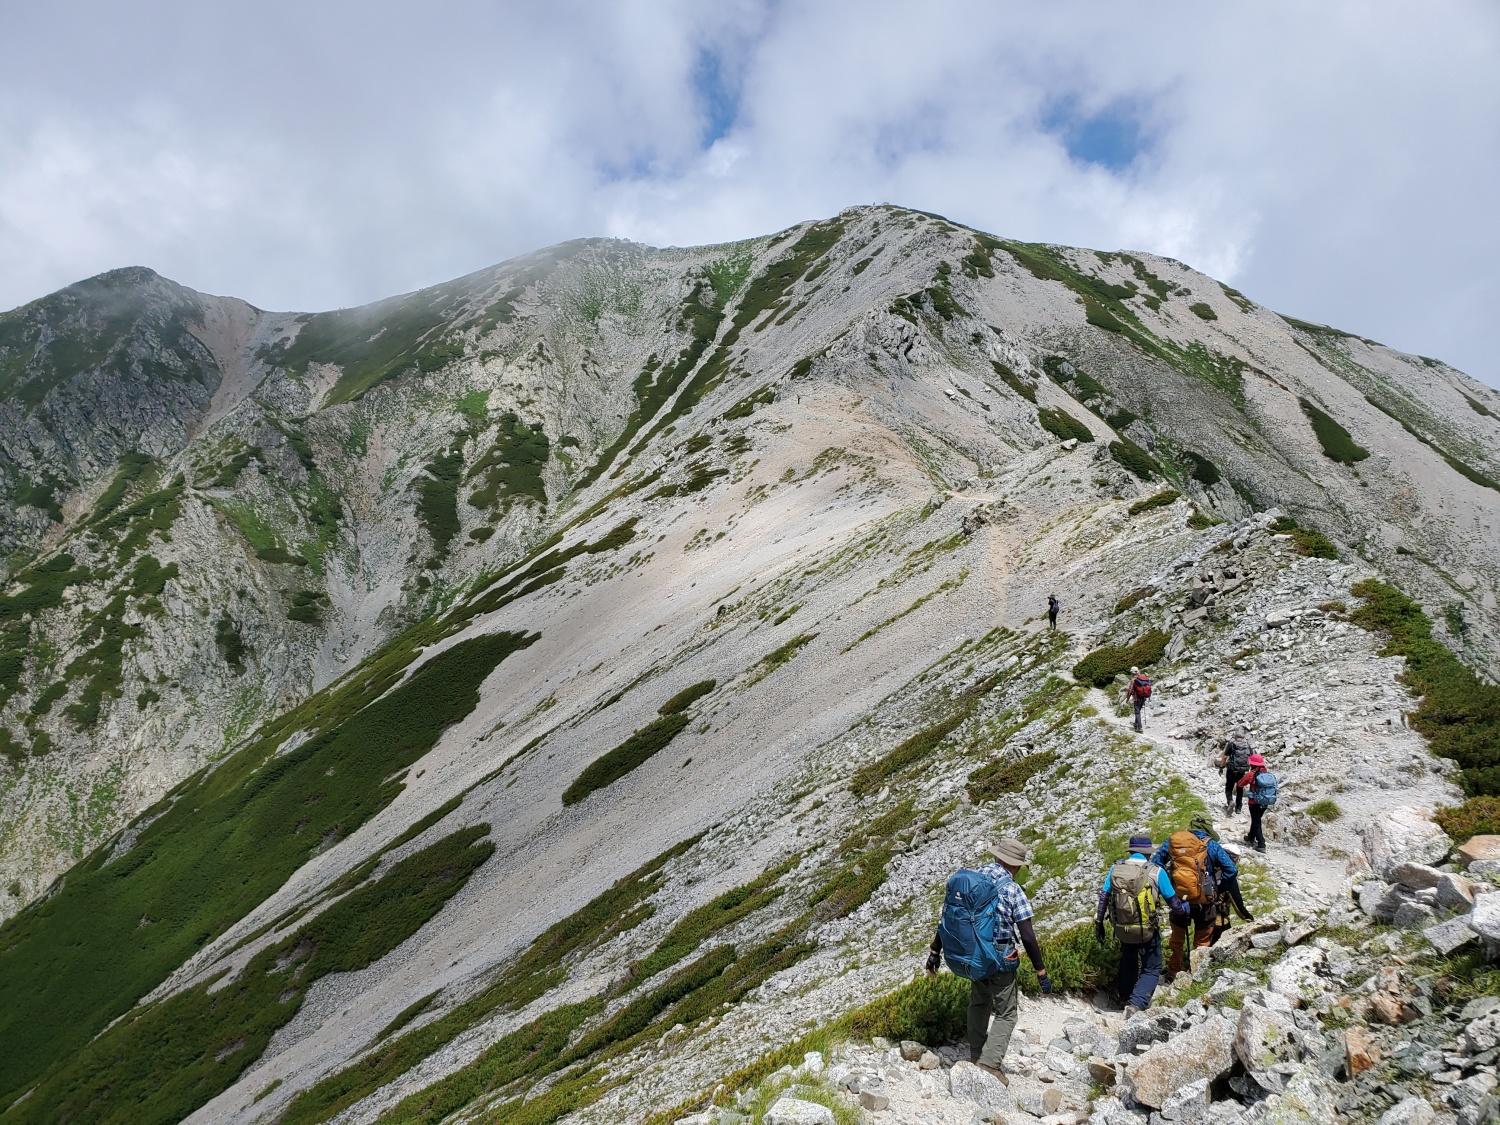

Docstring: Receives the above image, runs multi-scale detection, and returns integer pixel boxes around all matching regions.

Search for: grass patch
[1269,515,1337,559]
[414,444,465,563]
[1305,799,1341,823]
[965,750,1057,803]
[1189,302,1217,321]
[1109,438,1161,480]
[1183,451,1221,486]
[1298,398,1370,464]
[468,413,549,511]
[1128,489,1179,515]
[11,827,495,1125]
[1114,586,1154,615]
[849,670,1006,798]
[1350,579,1500,797]
[562,713,693,806]
[1072,629,1170,688]
[990,360,1036,403]
[0,629,536,1107]
[1037,407,1094,443]
[1464,394,1492,417]
[658,679,716,716]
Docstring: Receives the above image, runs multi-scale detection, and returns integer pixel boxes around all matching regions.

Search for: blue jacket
[1151,831,1239,881]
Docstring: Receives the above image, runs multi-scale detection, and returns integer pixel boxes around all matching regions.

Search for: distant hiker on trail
[1236,753,1277,852]
[1151,816,1245,979]
[1046,594,1060,632]
[925,838,1050,1084]
[1094,833,1184,1017]
[1123,666,1152,732]
[1218,729,1253,814]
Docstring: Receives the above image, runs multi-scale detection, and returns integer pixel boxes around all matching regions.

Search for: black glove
[1038,971,1053,995]
[1094,921,1107,945]
[924,950,941,976]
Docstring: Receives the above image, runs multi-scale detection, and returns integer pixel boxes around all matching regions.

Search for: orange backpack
[1167,830,1212,904]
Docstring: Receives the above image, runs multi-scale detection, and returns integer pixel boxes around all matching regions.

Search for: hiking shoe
[1254,841,1267,852]
[975,1061,1009,1085]
[1123,1004,1141,1019]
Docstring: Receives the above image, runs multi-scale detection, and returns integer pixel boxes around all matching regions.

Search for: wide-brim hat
[1248,753,1266,766]
[990,838,1031,866]
[1128,834,1153,851]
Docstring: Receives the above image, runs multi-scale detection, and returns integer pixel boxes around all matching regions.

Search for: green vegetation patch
[215,611,247,672]
[1113,586,1154,615]
[989,360,1036,403]
[1072,629,1170,687]
[1437,797,1500,839]
[468,413,550,510]
[1128,489,1179,515]
[288,589,329,624]
[1183,450,1221,486]
[849,670,1006,798]
[1037,407,1094,444]
[1350,579,1500,798]
[1464,394,1493,417]
[658,679,716,716]
[9,826,494,1125]
[966,750,1057,803]
[1362,393,1500,494]
[1269,515,1337,559]
[1298,397,1370,463]
[562,713,693,806]
[0,629,536,1106]
[1305,799,1342,823]
[13,471,64,521]
[415,444,465,563]
[1109,439,1161,480]
[1189,302,1217,321]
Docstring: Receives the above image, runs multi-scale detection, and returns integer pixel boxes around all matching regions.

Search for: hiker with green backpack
[1150,816,1248,978]
[924,838,1050,1084]
[1093,834,1185,1016]
[1235,753,1278,851]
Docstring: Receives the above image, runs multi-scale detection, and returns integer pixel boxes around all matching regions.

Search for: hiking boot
[975,1061,1009,1085]
[1253,841,1267,852]
[1123,1004,1141,1019]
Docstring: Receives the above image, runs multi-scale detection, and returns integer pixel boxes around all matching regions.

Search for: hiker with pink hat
[1234,752,1279,852]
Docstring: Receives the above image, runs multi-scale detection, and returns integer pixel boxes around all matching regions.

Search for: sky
[2,1,1497,385]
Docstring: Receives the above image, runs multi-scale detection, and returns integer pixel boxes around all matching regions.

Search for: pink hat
[1248,753,1266,767]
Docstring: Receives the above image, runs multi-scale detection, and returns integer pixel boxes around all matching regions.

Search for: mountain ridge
[0,203,1497,1124]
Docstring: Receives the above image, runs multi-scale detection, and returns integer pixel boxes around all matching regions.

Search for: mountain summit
[0,204,1497,1123]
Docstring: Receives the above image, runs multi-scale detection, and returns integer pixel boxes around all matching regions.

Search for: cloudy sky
[4,1,1497,383]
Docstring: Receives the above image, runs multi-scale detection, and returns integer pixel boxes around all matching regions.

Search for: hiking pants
[1048,610,1058,631]
[1118,936,1163,1010]
[1167,904,1215,977]
[968,971,1019,1068]
[1223,768,1243,811]
[1248,803,1266,848]
[1132,696,1145,732]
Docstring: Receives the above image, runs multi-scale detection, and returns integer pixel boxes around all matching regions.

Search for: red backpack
[1131,674,1153,699]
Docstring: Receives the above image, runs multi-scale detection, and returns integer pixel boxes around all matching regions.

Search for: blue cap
[1128,834,1153,851]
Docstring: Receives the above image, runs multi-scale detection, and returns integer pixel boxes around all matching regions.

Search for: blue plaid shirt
[976,862,1034,927]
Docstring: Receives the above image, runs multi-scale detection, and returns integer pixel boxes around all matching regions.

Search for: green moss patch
[1072,629,1170,687]
[1109,439,1161,480]
[1037,407,1094,443]
[1269,515,1337,559]
[1298,398,1370,463]
[1183,451,1221,486]
[1351,579,1500,797]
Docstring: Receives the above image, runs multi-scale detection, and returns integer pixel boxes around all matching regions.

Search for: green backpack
[1108,859,1164,944]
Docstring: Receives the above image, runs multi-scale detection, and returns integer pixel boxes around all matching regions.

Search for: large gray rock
[1470,893,1500,946]
[1235,999,1303,1078]
[1392,900,1436,929]
[1462,1010,1500,1054]
[1267,946,1327,1007]
[947,1061,1014,1116]
[1377,1097,1436,1125]
[764,1097,835,1125]
[1124,1014,1235,1110]
[1158,1077,1210,1122]
[1425,915,1478,955]
[1437,872,1479,911]
[1256,1066,1338,1120]
[1362,808,1451,879]
[1388,861,1444,890]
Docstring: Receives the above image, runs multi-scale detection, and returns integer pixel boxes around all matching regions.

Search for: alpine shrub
[1128,489,1179,515]
[1109,439,1161,481]
[1037,408,1094,444]
[1072,630,1170,688]
[965,750,1057,803]
[1299,398,1370,464]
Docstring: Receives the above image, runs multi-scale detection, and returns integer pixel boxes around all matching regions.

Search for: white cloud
[1,0,1496,383]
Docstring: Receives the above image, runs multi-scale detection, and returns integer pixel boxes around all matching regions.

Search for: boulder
[1469,892,1500,947]
[1425,915,1478,956]
[1158,1077,1209,1122]
[1362,808,1451,879]
[1377,1097,1436,1125]
[1235,999,1303,1078]
[1344,1026,1378,1076]
[1388,861,1444,890]
[1087,1095,1139,1125]
[1086,1057,1118,1086]
[948,1061,1014,1116]
[857,1090,889,1111]
[1437,873,1479,911]
[1392,900,1436,929]
[1267,946,1327,1007]
[917,1050,940,1070]
[1457,836,1500,867]
[1462,1010,1500,1054]
[1124,1014,1235,1109]
[1259,1067,1338,1120]
[764,1097,835,1125]
[898,1040,924,1061]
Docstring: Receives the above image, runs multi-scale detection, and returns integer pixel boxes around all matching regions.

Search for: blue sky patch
[694,48,739,147]
[1042,98,1149,171]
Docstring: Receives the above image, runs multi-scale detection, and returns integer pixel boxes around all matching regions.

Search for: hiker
[1189,819,1258,944]
[1093,833,1184,1017]
[1218,729,1253,814]
[1235,753,1277,852]
[925,838,1050,1084]
[1150,815,1245,978]
[1123,666,1152,732]
[1046,594,1061,632]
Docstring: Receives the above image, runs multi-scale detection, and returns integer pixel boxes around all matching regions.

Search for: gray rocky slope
[0,204,1497,1124]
